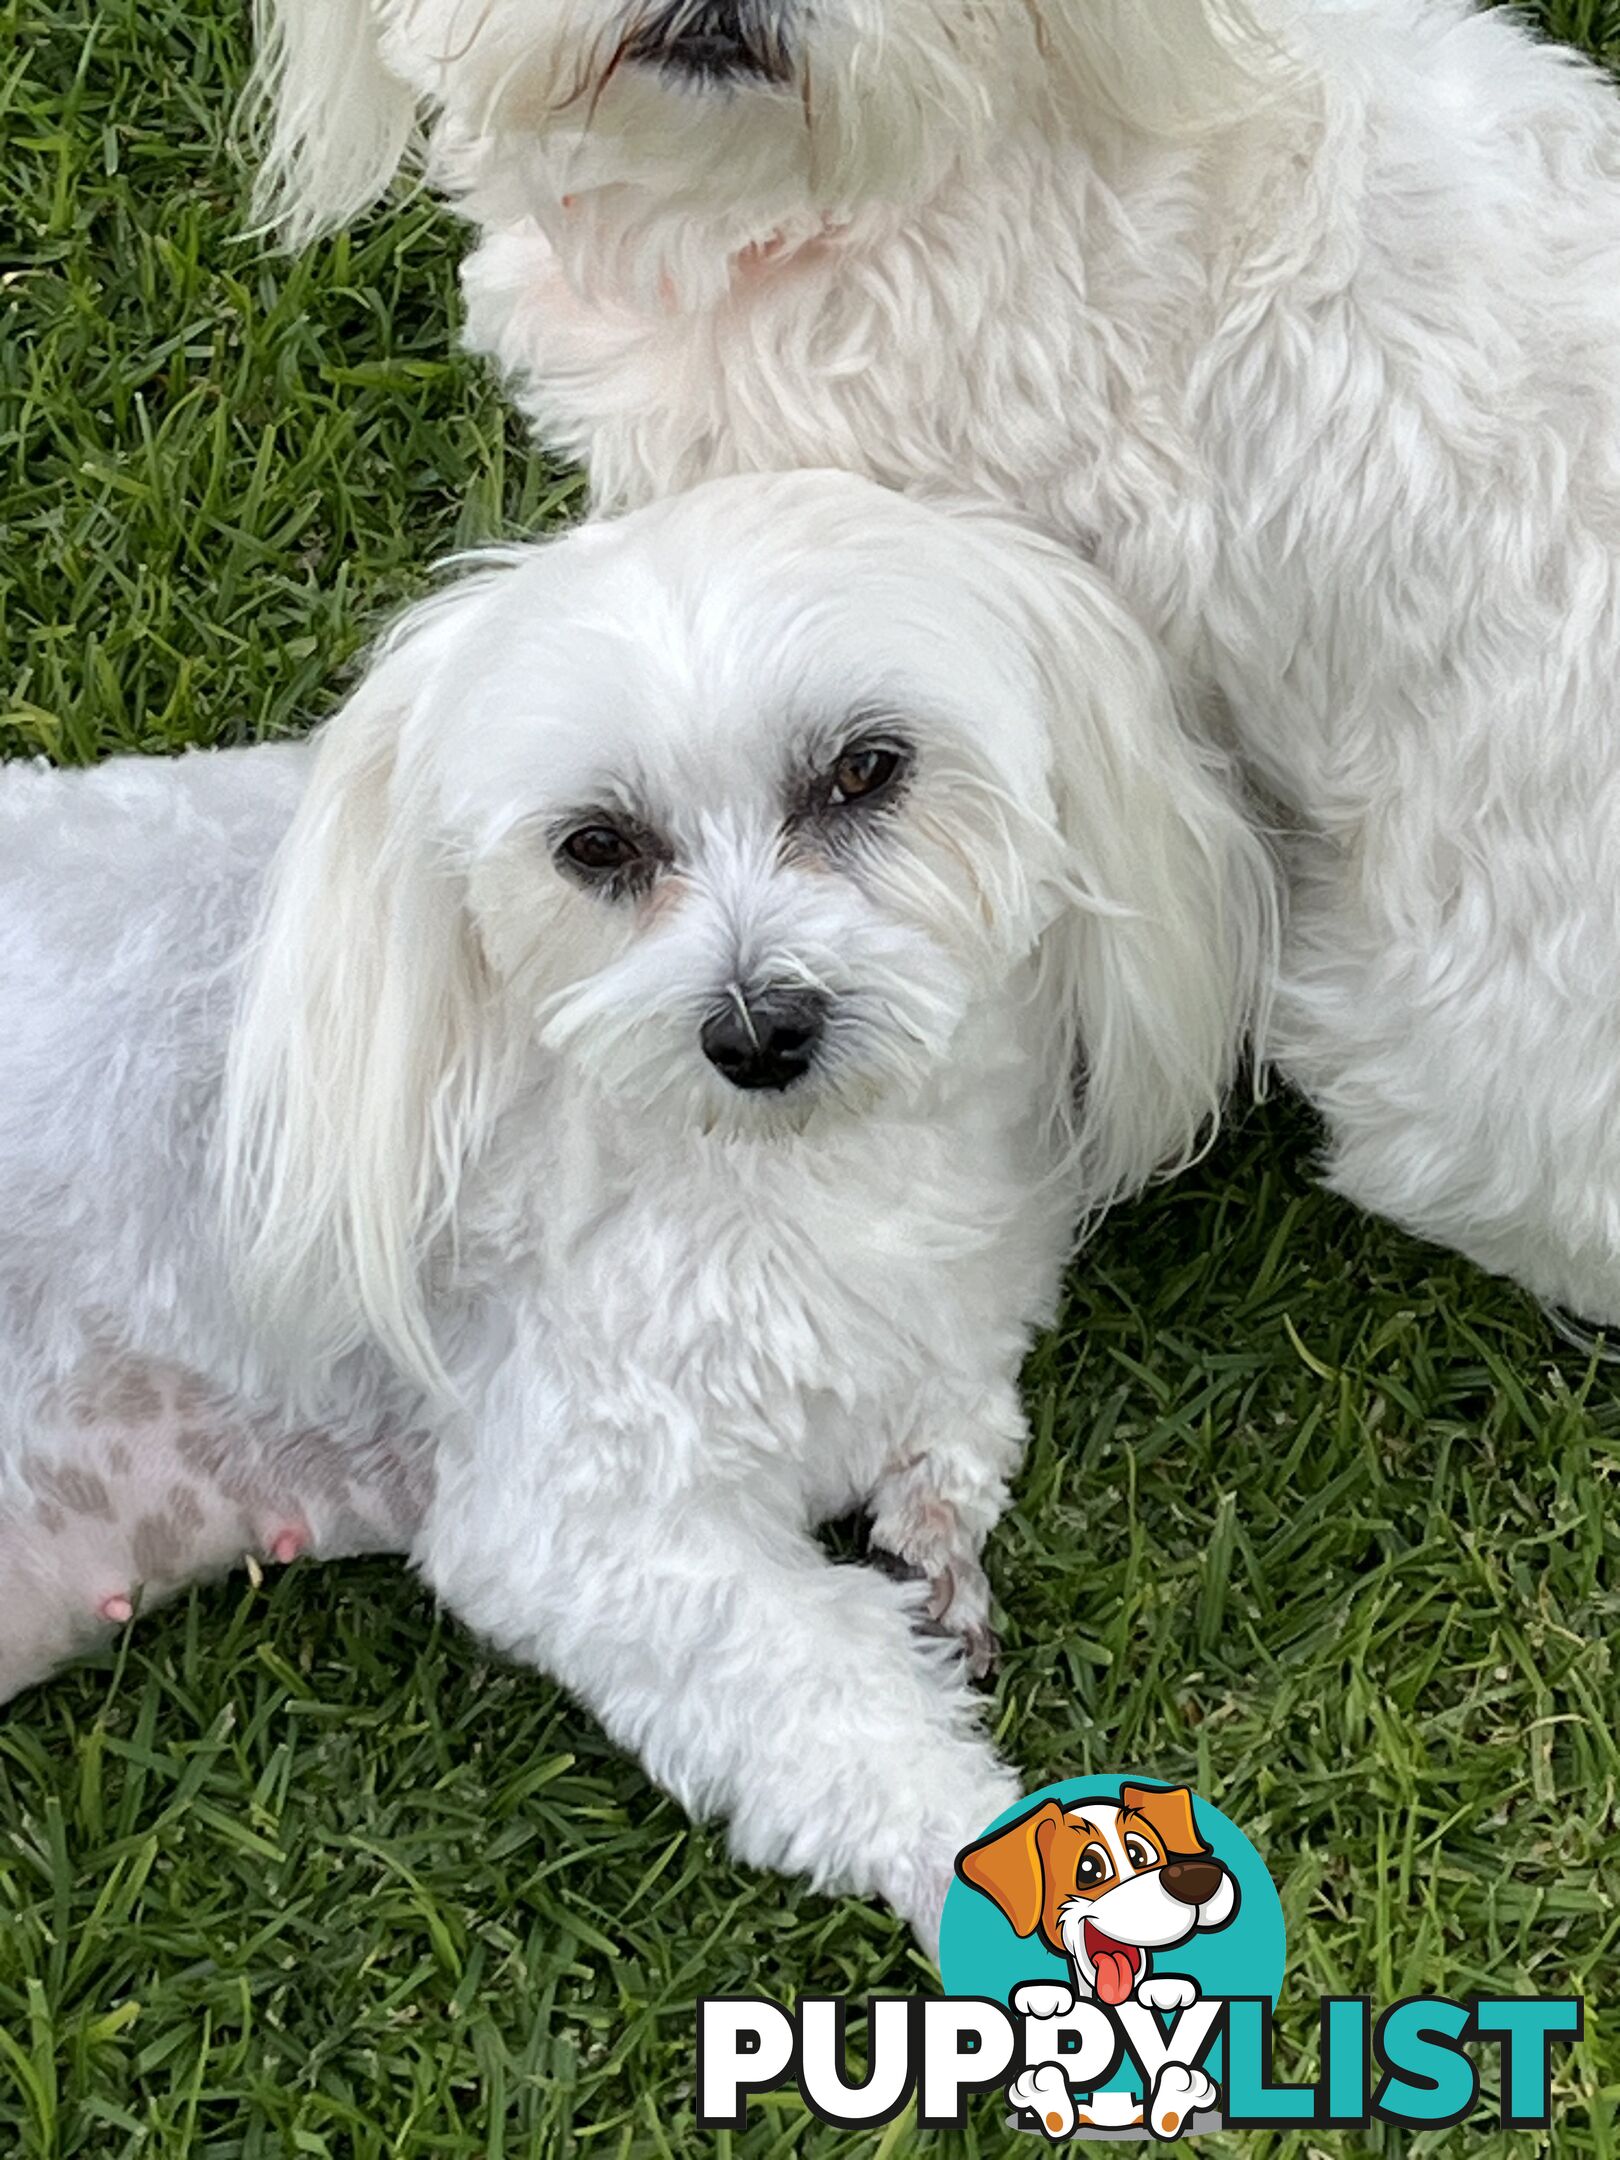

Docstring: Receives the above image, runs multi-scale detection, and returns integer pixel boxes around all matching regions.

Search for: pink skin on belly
[1,1354,431,1704]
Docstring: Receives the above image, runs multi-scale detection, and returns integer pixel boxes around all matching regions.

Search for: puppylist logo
[698,1778,1582,2138]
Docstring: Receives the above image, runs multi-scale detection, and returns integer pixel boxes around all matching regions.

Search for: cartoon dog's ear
[1121,1785,1209,1859]
[957,1801,1068,1939]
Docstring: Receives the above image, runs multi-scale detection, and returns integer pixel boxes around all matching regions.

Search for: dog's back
[0,743,311,1372]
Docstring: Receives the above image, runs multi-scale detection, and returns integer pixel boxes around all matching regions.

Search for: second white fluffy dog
[0,472,1269,1946]
[253,0,1620,1329]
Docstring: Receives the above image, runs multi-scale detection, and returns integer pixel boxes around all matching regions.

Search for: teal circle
[939,1776,1286,2101]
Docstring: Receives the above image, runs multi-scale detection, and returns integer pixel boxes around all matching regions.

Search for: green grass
[4,2,1620,2153]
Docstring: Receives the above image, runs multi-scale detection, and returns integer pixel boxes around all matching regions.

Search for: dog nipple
[98,1593,134,1625]
[268,1525,309,1566]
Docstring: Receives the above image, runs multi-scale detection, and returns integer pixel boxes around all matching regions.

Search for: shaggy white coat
[0,473,1270,1945]
[255,0,1620,1320]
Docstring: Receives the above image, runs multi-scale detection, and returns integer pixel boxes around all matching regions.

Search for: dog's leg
[1149,2063,1217,2139]
[867,1379,1026,1681]
[1008,2063,1079,2141]
[420,1450,1019,1955]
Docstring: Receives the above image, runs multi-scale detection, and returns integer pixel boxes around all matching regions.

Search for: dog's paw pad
[1137,1975,1199,2013]
[1150,2063,1217,2139]
[1009,2064,1076,2140]
[1013,1982,1077,2021]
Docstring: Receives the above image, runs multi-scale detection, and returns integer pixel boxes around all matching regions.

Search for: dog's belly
[0,1352,433,1704]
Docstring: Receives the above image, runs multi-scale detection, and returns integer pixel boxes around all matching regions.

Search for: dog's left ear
[1121,1784,1208,1859]
[957,1800,1068,1941]
[987,528,1277,1212]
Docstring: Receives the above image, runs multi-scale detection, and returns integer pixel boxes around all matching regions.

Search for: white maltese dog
[253,0,1620,1324]
[0,472,1269,1946]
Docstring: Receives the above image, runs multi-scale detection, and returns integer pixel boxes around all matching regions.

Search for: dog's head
[960,1786,1240,2004]
[253,1,1276,297]
[223,469,1270,1395]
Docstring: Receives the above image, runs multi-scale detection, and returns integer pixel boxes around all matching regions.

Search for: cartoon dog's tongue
[1084,1924,1141,2006]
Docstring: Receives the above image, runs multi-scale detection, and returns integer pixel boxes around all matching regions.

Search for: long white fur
[251,0,1620,1323]
[247,1,1277,249]
[0,472,1266,1945]
[247,0,420,246]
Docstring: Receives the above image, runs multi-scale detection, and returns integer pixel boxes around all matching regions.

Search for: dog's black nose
[625,3,791,85]
[1161,1859,1225,1908]
[702,988,827,1093]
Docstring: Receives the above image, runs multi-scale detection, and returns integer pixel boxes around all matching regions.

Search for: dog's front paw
[869,1524,999,1679]
[1137,1974,1199,2013]
[1009,2064,1077,2141]
[1013,1981,1077,2022]
[1150,2064,1217,2139]
[925,1556,1000,1681]
[877,1553,1000,1679]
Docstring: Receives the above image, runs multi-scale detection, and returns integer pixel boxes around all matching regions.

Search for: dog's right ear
[221,579,510,1401]
[957,1801,1068,1940]
[1120,1784,1208,1860]
[979,523,1278,1215]
[246,0,418,245]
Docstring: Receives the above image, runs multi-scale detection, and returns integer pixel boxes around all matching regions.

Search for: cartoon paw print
[1009,2063,1077,2141]
[1136,1975,1200,2014]
[1013,1982,1077,2021]
[1150,2063,1217,2139]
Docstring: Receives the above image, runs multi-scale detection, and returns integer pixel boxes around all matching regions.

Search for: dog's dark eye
[562,824,641,875]
[1075,1844,1111,1889]
[829,744,906,807]
[1124,1836,1158,1871]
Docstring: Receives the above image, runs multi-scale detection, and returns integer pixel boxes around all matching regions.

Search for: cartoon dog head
[959,1786,1239,2006]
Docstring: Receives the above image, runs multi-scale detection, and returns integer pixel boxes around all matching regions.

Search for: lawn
[4,2,1620,2153]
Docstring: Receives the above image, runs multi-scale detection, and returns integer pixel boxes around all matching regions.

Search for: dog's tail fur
[245,0,418,245]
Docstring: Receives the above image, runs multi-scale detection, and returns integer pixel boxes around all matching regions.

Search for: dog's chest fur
[465,1039,1068,1514]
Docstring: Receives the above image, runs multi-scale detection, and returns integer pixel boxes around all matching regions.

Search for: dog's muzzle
[702,985,827,1093]
[623,2,794,86]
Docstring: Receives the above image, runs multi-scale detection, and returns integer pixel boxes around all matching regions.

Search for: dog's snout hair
[622,1,795,87]
[249,0,1267,252]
